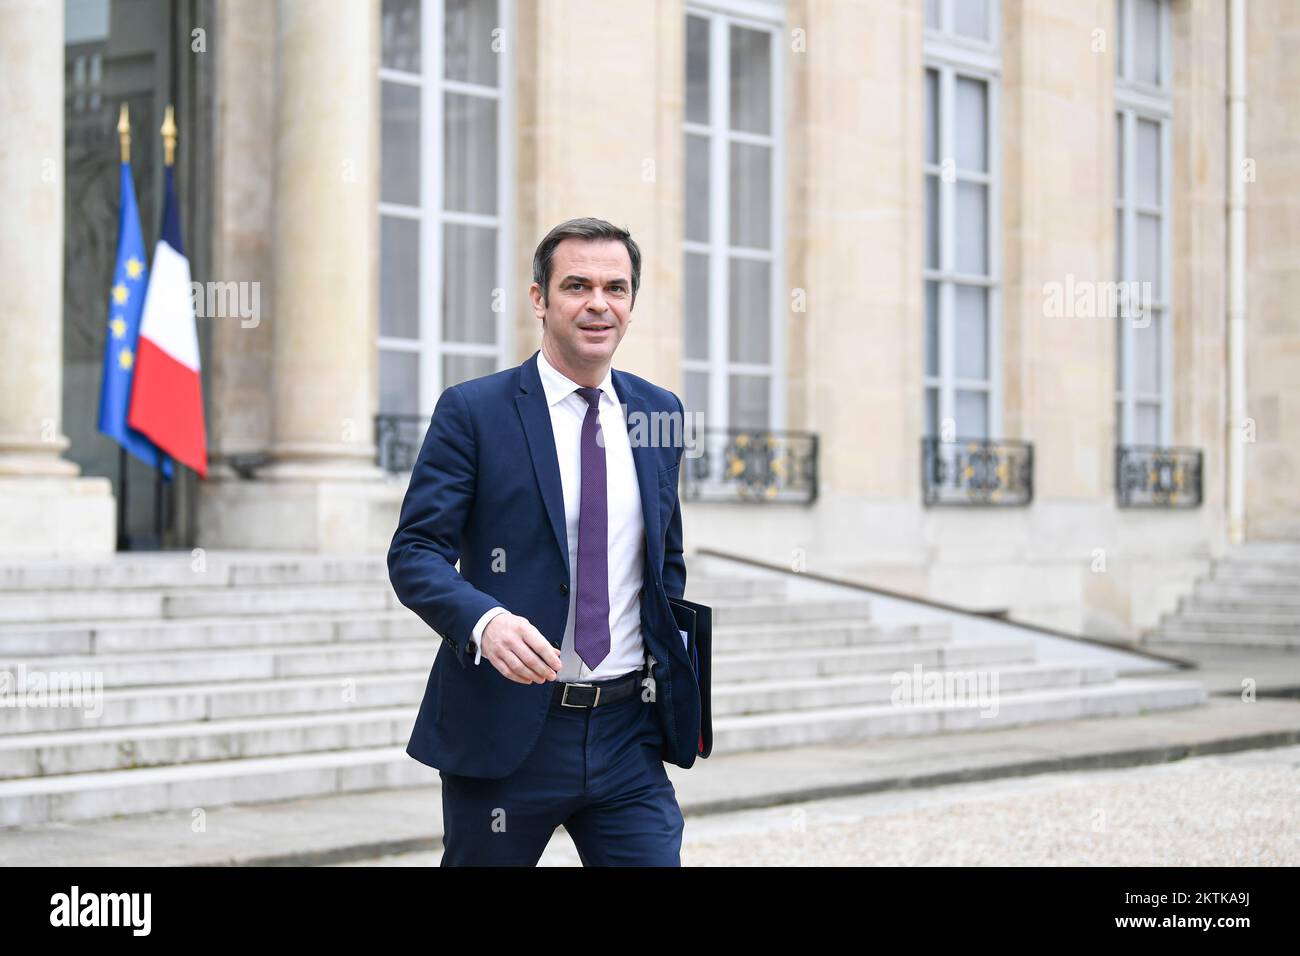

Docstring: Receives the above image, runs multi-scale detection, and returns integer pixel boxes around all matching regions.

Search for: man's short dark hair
[532,217,641,307]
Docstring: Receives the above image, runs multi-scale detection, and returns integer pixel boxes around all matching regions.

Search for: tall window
[378,0,513,416]
[1114,0,1171,446]
[683,2,784,433]
[923,0,1000,440]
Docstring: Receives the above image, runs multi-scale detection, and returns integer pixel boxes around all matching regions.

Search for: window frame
[1114,0,1173,447]
[923,0,1002,441]
[682,1,786,435]
[377,0,515,416]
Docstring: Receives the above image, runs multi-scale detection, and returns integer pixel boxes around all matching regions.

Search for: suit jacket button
[559,583,569,595]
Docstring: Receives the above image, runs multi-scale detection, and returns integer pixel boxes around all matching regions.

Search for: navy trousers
[438,673,685,866]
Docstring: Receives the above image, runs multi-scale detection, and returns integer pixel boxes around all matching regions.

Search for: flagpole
[156,105,178,549]
[117,104,130,550]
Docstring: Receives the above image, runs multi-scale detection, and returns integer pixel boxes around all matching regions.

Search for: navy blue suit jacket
[388,349,700,778]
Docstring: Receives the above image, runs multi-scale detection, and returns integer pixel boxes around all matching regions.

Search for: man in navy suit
[388,217,702,866]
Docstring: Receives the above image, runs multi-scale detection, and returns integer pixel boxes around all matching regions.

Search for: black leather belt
[551,667,644,709]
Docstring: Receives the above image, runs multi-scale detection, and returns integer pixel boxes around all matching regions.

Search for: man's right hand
[480,613,563,684]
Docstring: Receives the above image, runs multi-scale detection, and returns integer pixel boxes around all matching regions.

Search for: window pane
[729,373,770,430]
[685,369,710,422]
[1115,0,1123,77]
[955,181,987,275]
[1135,309,1160,393]
[729,142,772,248]
[684,252,709,360]
[1136,118,1159,206]
[955,389,988,439]
[442,353,497,389]
[729,25,771,135]
[380,349,420,415]
[955,76,987,173]
[925,280,939,376]
[954,284,988,380]
[1115,208,1124,281]
[380,216,420,339]
[1134,0,1161,86]
[925,174,940,269]
[442,222,497,344]
[729,257,771,364]
[925,0,940,30]
[444,92,498,214]
[953,0,990,41]
[1136,212,1160,297]
[444,0,499,86]
[1115,112,1124,200]
[381,0,421,72]
[381,81,420,206]
[925,68,939,165]
[925,386,939,437]
[686,14,710,125]
[686,133,710,242]
[1136,402,1159,444]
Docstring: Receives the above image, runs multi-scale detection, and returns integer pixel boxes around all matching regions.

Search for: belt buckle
[561,682,600,708]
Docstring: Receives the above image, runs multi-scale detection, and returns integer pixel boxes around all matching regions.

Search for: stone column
[262,0,380,480]
[0,0,114,556]
[199,0,395,552]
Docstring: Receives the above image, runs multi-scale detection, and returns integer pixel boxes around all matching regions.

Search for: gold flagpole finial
[161,104,177,168]
[117,103,131,164]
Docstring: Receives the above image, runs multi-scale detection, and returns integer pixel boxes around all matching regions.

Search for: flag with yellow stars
[96,158,173,478]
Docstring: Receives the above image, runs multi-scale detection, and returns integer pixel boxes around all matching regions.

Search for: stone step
[0,661,1113,779]
[711,661,1115,717]
[0,676,1204,828]
[0,745,426,828]
[0,635,1032,695]
[1210,563,1300,583]
[1157,610,1300,636]
[708,598,874,627]
[1147,627,1300,650]
[0,554,391,592]
[1193,580,1300,601]
[1225,541,1300,561]
[0,579,802,629]
[0,706,412,779]
[0,671,428,735]
[711,677,1207,752]
[1180,594,1300,615]
[0,585,399,624]
[0,610,429,656]
[710,619,951,652]
[711,639,1035,682]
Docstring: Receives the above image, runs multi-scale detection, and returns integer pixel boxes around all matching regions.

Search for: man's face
[531,237,634,370]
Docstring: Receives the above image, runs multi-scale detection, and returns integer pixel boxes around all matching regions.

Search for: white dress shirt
[469,348,647,681]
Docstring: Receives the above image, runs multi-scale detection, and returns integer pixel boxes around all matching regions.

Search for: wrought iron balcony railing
[681,428,819,504]
[921,436,1034,506]
[1116,444,1203,508]
[375,413,427,474]
[376,415,818,504]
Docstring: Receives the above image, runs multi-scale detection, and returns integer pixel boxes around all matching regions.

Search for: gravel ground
[341,744,1300,867]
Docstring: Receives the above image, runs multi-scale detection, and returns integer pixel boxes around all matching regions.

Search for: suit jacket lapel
[515,352,571,579]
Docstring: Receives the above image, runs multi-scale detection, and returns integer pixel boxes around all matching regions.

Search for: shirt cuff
[470,606,508,665]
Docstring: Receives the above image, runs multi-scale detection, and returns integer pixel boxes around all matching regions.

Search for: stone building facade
[1,0,1296,638]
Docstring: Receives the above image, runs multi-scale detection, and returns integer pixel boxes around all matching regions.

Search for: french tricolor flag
[128,165,208,477]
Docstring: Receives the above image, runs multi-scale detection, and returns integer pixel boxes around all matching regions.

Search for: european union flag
[96,160,173,478]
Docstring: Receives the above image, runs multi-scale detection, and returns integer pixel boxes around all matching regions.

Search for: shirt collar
[535,347,615,409]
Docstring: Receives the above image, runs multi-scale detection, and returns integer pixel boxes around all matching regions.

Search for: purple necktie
[574,386,610,669]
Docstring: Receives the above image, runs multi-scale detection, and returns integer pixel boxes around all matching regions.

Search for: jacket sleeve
[387,384,503,668]
[661,392,688,601]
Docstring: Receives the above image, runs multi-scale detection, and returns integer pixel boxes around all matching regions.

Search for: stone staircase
[0,552,1205,827]
[1146,541,1300,651]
